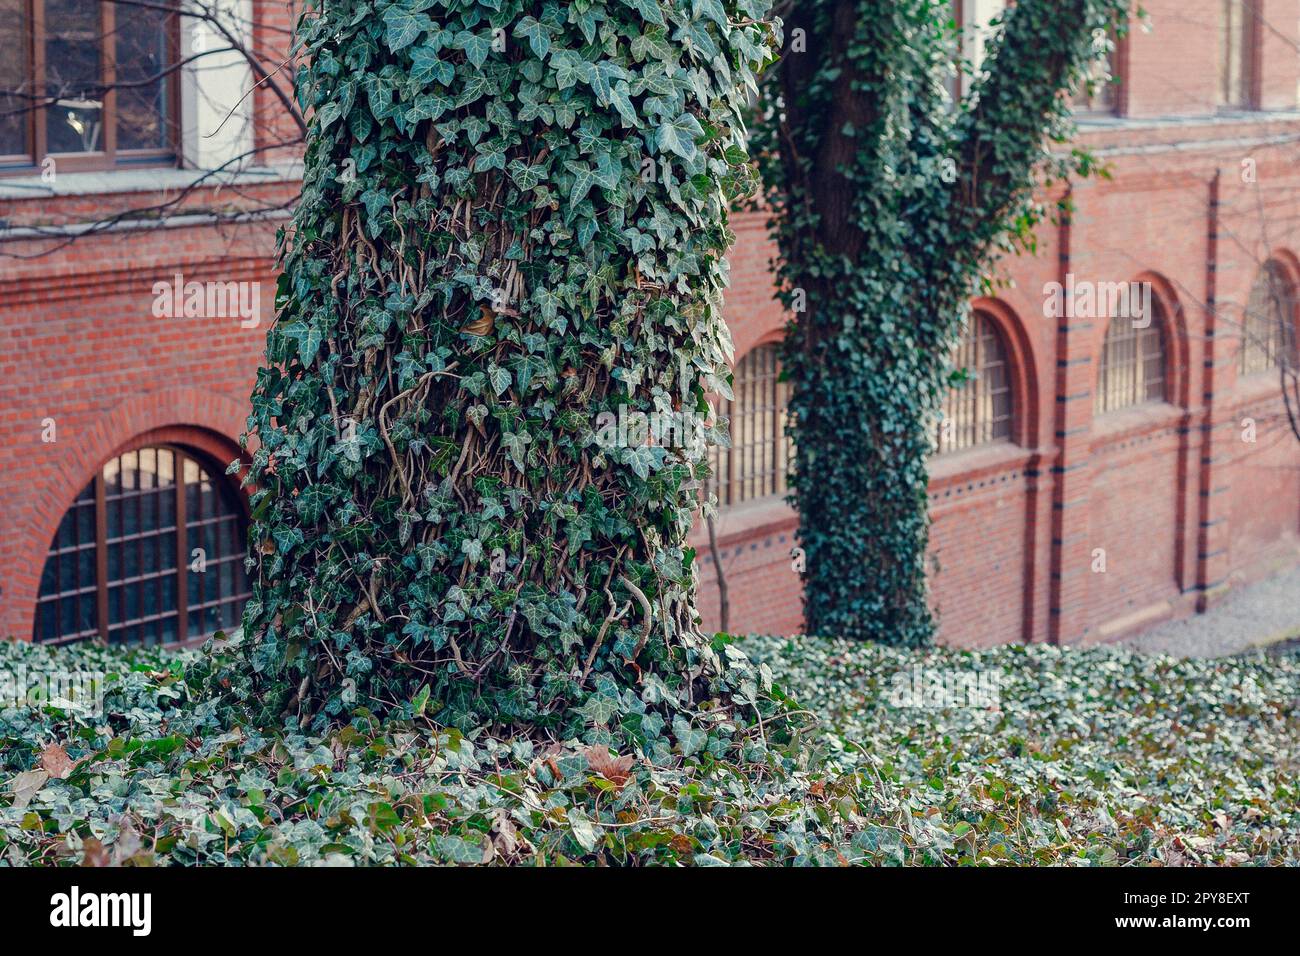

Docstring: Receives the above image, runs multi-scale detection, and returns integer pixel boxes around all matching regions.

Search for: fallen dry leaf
[8,769,48,810]
[583,745,635,786]
[40,743,75,779]
[112,824,144,866]
[81,837,110,867]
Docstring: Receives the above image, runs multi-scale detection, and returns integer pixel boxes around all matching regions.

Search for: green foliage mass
[752,0,1131,645]
[221,0,783,738]
[4,637,1297,865]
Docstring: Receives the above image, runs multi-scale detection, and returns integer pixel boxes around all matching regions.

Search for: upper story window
[935,310,1013,454]
[1218,0,1255,109]
[1070,29,1118,115]
[1096,298,1168,414]
[710,343,793,507]
[1240,260,1297,378]
[946,0,1009,103]
[34,444,250,645]
[0,0,177,173]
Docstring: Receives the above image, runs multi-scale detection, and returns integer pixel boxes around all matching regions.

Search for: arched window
[935,310,1013,454]
[710,343,793,507]
[34,445,250,645]
[1240,260,1296,377]
[1096,297,1168,414]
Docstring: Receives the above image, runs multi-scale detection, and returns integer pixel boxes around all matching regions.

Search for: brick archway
[5,388,248,642]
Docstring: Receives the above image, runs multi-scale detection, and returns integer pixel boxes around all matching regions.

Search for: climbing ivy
[219,0,784,743]
[752,0,1132,645]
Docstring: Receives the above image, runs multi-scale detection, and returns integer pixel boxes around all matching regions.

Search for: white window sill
[0,162,303,201]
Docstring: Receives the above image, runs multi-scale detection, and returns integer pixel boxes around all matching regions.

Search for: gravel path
[1120,564,1300,658]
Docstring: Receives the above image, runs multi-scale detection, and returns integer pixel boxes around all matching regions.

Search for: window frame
[935,309,1015,455]
[1070,27,1124,117]
[0,0,181,174]
[33,443,250,646]
[1239,259,1298,379]
[710,343,793,509]
[1095,303,1170,416]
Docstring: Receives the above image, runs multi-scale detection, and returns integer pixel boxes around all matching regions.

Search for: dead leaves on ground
[583,745,635,786]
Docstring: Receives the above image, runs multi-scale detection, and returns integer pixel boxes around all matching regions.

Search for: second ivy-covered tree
[754,0,1131,644]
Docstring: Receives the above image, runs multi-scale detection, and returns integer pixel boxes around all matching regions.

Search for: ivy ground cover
[1,635,1296,866]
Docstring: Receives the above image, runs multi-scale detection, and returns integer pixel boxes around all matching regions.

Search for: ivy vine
[218,0,786,747]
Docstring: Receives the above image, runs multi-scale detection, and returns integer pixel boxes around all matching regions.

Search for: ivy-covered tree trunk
[221,0,778,739]
[754,0,1129,644]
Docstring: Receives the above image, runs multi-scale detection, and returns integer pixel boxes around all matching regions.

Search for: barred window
[1096,301,1168,415]
[1240,260,1296,377]
[710,344,793,507]
[34,445,250,645]
[935,310,1013,454]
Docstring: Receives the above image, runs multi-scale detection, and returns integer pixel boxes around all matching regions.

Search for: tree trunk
[219,1,779,737]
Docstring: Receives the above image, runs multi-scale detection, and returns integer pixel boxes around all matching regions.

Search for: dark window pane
[106,497,121,539]
[0,0,30,157]
[141,489,157,533]
[57,550,76,593]
[40,555,58,595]
[78,547,95,587]
[115,2,170,150]
[45,0,103,154]
[108,584,123,625]
[77,501,95,541]
[38,603,57,641]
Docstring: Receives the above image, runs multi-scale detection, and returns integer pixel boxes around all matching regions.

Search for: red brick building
[2,1,1298,648]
